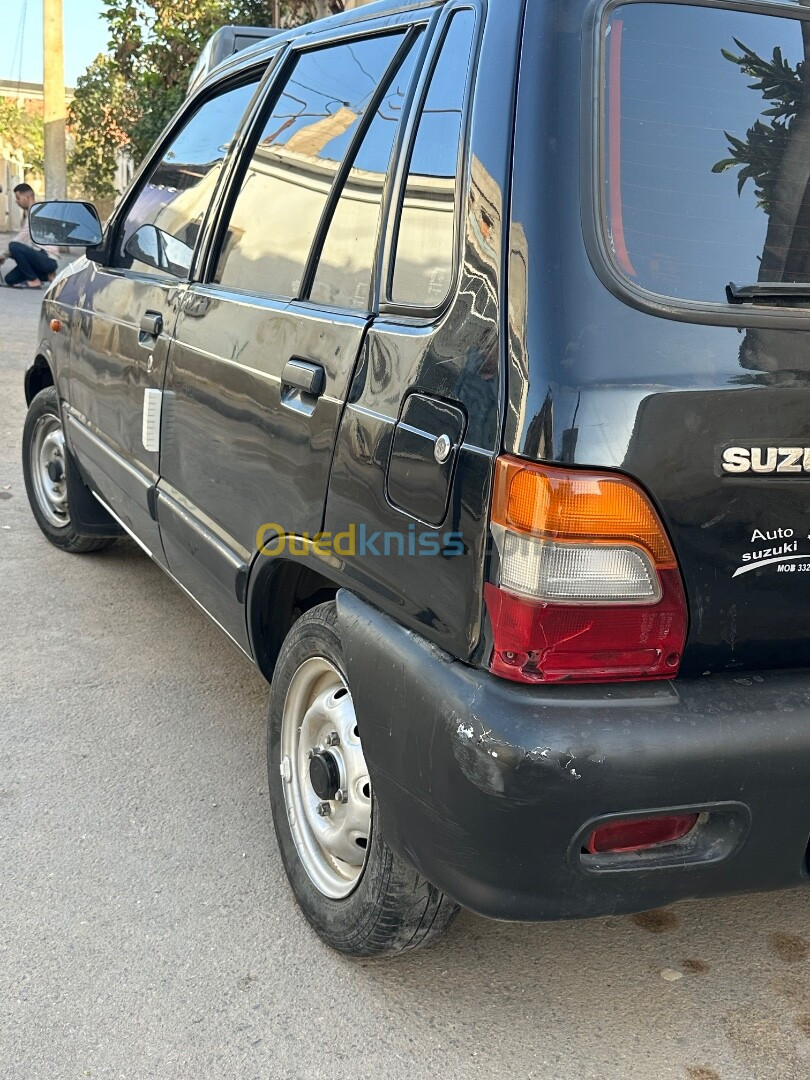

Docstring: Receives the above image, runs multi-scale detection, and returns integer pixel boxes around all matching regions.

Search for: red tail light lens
[487,458,687,684]
[586,814,699,854]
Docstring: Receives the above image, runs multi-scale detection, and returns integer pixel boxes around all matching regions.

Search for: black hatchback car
[22,0,810,955]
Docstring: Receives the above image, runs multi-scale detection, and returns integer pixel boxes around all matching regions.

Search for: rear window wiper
[727,281,810,305]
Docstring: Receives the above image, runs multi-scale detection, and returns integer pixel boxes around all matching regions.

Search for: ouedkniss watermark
[256,523,464,558]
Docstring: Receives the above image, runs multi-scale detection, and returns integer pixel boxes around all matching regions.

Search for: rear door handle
[138,311,163,348]
[282,358,325,397]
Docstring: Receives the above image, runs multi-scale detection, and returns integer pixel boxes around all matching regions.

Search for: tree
[710,0,810,376]
[0,99,44,175]
[713,0,810,281]
[712,39,804,216]
[69,0,347,198]
[68,56,133,199]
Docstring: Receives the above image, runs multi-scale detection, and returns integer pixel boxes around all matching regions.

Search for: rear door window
[213,32,410,300]
[308,35,422,311]
[603,3,810,306]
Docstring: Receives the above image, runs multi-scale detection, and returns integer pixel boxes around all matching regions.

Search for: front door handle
[282,358,325,397]
[138,311,163,348]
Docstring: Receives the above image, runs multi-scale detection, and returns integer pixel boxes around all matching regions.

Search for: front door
[157,19,428,648]
[63,72,265,561]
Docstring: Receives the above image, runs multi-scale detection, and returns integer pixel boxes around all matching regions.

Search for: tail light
[486,457,687,684]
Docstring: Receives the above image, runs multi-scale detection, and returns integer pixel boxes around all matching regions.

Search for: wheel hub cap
[280,657,372,899]
[29,414,70,529]
[308,749,341,801]
[46,459,64,483]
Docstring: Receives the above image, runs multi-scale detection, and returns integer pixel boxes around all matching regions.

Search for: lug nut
[316,802,332,817]
[335,789,347,804]
[324,731,340,747]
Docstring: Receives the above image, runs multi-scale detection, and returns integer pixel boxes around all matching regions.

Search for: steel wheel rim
[30,414,70,529]
[279,656,372,900]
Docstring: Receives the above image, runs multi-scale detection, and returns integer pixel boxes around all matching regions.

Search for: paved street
[0,284,808,1080]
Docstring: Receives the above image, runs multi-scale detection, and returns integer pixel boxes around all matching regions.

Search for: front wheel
[22,386,114,553]
[267,601,459,957]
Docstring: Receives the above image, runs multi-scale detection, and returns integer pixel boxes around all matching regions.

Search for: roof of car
[196,0,444,91]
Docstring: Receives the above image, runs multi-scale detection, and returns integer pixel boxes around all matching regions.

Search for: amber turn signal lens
[50,319,62,333]
[491,456,676,568]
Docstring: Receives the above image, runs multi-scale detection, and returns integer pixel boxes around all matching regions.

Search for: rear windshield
[604,2,810,305]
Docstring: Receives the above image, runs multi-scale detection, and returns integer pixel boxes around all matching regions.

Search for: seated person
[1,183,59,289]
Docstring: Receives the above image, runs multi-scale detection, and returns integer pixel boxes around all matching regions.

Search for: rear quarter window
[601,1,810,307]
[389,8,477,310]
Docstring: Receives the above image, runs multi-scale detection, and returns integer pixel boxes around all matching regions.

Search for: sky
[0,0,109,88]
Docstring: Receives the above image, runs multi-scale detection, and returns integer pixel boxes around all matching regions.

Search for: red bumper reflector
[586,814,699,855]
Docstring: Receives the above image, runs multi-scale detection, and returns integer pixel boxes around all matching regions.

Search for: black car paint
[63,260,184,565]
[337,590,810,920]
[159,292,371,650]
[28,0,810,921]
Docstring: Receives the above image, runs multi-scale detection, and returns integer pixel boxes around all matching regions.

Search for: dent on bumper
[337,591,810,921]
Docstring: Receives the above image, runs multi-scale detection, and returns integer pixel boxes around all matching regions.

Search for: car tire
[22,386,115,554]
[268,601,460,957]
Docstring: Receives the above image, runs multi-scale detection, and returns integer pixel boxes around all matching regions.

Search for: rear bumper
[337,592,810,921]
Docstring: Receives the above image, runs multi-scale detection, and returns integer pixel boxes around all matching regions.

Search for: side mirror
[124,224,194,278]
[29,201,103,248]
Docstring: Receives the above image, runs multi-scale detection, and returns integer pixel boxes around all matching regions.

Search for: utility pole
[43,0,67,198]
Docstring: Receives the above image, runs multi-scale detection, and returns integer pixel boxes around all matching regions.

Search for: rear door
[511,0,810,674]
[156,15,431,649]
[64,72,264,561]
[322,2,504,660]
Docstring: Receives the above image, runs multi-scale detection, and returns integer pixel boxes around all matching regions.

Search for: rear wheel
[22,387,115,553]
[267,601,459,956]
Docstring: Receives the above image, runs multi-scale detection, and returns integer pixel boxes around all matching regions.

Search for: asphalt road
[1,283,808,1080]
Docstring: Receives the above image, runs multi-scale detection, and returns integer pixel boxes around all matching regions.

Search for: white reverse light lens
[499,533,660,603]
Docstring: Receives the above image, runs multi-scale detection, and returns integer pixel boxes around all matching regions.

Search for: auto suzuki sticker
[732,527,810,577]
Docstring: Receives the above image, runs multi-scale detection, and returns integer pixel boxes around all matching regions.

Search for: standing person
[0,184,59,289]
